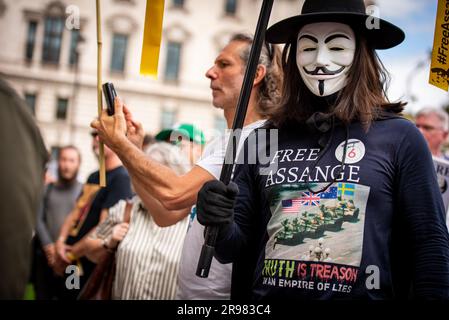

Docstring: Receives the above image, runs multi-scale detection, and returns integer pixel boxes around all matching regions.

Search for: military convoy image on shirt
[266,182,370,267]
[273,197,360,249]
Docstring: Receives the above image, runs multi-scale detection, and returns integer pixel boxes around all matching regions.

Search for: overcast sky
[375,0,448,114]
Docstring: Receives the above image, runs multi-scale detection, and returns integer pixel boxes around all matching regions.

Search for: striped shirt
[94,197,189,300]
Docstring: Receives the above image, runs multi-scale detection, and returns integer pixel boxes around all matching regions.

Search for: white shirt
[176,120,266,300]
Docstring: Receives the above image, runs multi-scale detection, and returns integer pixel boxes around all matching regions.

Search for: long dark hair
[268,32,406,129]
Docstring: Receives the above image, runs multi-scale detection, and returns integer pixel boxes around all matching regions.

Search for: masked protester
[196,0,449,300]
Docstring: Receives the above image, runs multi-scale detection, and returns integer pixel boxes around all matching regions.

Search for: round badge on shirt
[335,139,365,164]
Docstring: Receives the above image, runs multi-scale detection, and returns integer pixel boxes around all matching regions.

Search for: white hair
[416,107,449,132]
[145,142,191,175]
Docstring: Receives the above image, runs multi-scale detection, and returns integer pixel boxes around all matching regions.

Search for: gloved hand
[196,180,239,233]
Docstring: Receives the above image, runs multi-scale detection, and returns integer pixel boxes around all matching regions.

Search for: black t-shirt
[215,117,449,300]
[67,166,133,245]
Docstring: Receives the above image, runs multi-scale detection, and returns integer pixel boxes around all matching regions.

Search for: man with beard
[54,133,133,299]
[34,145,82,300]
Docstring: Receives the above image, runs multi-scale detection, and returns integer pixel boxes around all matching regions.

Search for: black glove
[196,180,239,229]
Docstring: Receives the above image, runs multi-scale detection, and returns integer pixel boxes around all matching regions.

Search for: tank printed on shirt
[262,182,370,294]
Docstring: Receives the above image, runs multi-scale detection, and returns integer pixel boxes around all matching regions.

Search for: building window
[0,0,6,18]
[50,146,60,159]
[24,93,36,115]
[56,98,68,120]
[42,16,64,64]
[225,0,237,15]
[25,21,37,61]
[160,110,176,129]
[214,116,227,133]
[173,0,184,7]
[110,33,128,72]
[164,41,182,81]
[46,146,60,180]
[69,29,80,66]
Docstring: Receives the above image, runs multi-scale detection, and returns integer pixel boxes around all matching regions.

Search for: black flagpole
[196,0,275,278]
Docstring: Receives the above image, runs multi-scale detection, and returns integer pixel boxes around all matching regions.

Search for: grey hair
[229,33,283,117]
[416,107,449,131]
[145,142,191,175]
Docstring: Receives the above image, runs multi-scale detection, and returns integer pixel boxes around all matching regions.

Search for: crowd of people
[2,0,449,300]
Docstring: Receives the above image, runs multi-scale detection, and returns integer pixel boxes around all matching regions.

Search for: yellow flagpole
[140,0,165,77]
[96,0,106,187]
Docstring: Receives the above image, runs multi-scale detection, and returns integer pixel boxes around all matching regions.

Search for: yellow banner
[430,0,449,91]
[140,0,165,77]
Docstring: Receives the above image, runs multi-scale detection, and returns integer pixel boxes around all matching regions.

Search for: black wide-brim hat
[266,0,405,49]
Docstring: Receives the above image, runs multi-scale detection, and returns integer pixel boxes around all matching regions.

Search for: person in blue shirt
[196,0,449,300]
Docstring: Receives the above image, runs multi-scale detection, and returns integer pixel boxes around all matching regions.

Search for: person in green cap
[154,123,206,166]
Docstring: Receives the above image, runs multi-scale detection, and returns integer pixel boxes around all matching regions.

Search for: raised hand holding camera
[102,82,117,116]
